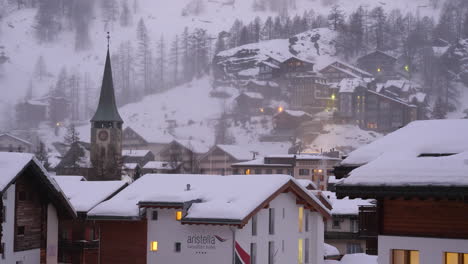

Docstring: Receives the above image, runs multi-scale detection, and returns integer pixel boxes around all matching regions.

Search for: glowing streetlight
[331,94,336,100]
[278,106,284,113]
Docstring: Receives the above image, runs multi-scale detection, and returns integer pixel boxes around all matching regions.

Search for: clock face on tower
[98,130,109,141]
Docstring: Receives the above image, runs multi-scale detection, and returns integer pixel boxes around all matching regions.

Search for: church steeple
[91,48,123,123]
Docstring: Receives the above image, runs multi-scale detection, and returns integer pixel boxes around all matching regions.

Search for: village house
[88,174,331,264]
[0,133,33,153]
[322,191,373,256]
[158,139,210,174]
[198,143,290,175]
[357,50,398,81]
[234,92,265,119]
[54,141,92,178]
[0,153,76,264]
[122,126,173,159]
[319,61,373,83]
[335,119,468,263]
[53,176,127,264]
[240,80,282,100]
[122,149,155,167]
[142,161,181,174]
[335,78,421,132]
[123,163,141,180]
[232,153,341,190]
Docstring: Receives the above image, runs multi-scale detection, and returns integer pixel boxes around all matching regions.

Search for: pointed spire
[91,41,123,123]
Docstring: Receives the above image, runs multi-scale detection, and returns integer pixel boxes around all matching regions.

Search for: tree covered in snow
[328,4,345,31]
[35,141,50,170]
[136,18,153,95]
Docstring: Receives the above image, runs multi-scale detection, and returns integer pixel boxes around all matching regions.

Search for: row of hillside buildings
[216,49,428,134]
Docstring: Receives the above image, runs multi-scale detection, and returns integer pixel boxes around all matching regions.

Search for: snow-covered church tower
[90,43,123,181]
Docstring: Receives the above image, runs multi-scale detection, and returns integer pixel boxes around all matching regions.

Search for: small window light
[278,106,284,113]
[377,68,382,72]
[245,169,251,175]
[176,211,183,221]
[260,108,264,113]
[150,241,158,251]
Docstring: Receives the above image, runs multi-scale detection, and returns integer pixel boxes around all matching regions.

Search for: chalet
[319,61,373,83]
[123,163,141,180]
[240,80,281,99]
[122,127,173,159]
[0,133,33,153]
[234,92,264,118]
[357,50,398,80]
[232,153,341,190]
[336,78,419,132]
[122,149,155,167]
[53,176,127,264]
[142,161,181,174]
[198,143,290,175]
[287,71,331,113]
[0,153,76,264]
[258,60,281,81]
[335,119,468,262]
[322,191,373,255]
[274,109,314,130]
[158,140,210,174]
[88,174,331,264]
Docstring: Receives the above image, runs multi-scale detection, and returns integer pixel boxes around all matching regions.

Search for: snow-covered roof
[409,92,427,104]
[324,243,340,257]
[338,78,366,93]
[55,179,127,212]
[26,99,49,106]
[173,139,210,154]
[123,163,139,170]
[332,60,373,77]
[259,60,280,69]
[88,174,331,220]
[53,175,86,185]
[232,158,293,167]
[143,161,180,170]
[277,109,313,118]
[216,145,256,161]
[342,119,468,166]
[124,126,174,144]
[340,119,468,187]
[267,153,340,161]
[297,179,318,190]
[0,133,32,146]
[242,92,264,100]
[322,191,373,215]
[122,149,152,157]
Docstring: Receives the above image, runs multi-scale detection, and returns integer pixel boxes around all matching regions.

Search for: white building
[0,153,76,264]
[89,174,331,264]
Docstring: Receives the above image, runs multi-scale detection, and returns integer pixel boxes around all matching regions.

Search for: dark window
[269,208,275,235]
[332,219,340,229]
[18,191,26,201]
[1,243,4,258]
[305,239,310,263]
[299,169,310,176]
[2,206,5,223]
[152,211,158,220]
[17,226,25,236]
[251,215,257,236]
[276,169,283,174]
[250,243,257,264]
[305,212,309,232]
[254,169,261,174]
[268,241,275,264]
[175,242,181,252]
[265,169,273,174]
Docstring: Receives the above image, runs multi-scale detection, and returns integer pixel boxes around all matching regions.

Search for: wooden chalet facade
[158,140,209,174]
[0,133,33,153]
[0,153,76,264]
[319,61,373,83]
[122,127,171,158]
[357,50,398,81]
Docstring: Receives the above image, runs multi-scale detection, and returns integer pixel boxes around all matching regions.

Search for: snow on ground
[324,243,340,257]
[325,254,378,264]
[305,124,382,154]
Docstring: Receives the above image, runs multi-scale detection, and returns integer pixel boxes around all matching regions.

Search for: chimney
[186,184,191,191]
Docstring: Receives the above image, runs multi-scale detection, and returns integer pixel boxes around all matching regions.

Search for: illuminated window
[392,249,419,264]
[150,241,158,251]
[445,252,468,264]
[298,207,304,232]
[278,106,284,113]
[245,169,251,175]
[175,211,183,221]
[377,68,382,72]
[298,239,304,264]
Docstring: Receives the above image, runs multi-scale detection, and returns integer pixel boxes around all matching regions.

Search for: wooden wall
[381,198,468,239]
[99,220,147,264]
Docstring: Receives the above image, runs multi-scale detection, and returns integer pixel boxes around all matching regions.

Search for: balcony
[325,231,360,240]
[59,239,99,250]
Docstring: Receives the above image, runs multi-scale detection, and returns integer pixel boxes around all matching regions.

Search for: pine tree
[73,0,92,51]
[261,16,274,40]
[370,6,387,50]
[156,35,166,91]
[190,28,209,78]
[228,19,243,48]
[35,141,50,170]
[252,16,262,43]
[34,55,47,81]
[25,80,33,100]
[35,0,61,43]
[238,26,250,45]
[120,0,132,27]
[328,4,345,31]
[136,18,153,95]
[432,97,447,119]
[181,27,193,82]
[64,123,80,145]
[170,34,180,86]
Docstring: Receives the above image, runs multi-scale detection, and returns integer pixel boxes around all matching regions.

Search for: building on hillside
[0,153,76,264]
[53,176,127,263]
[335,119,468,261]
[232,153,341,190]
[141,161,181,174]
[234,92,265,119]
[322,191,373,255]
[122,127,172,159]
[319,61,373,83]
[88,174,331,264]
[287,71,332,113]
[357,50,398,80]
[274,109,314,130]
[0,133,33,153]
[240,80,281,100]
[258,56,282,80]
[158,140,210,174]
[15,99,48,129]
[122,149,155,167]
[123,163,141,180]
[89,48,124,181]
[335,78,421,132]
